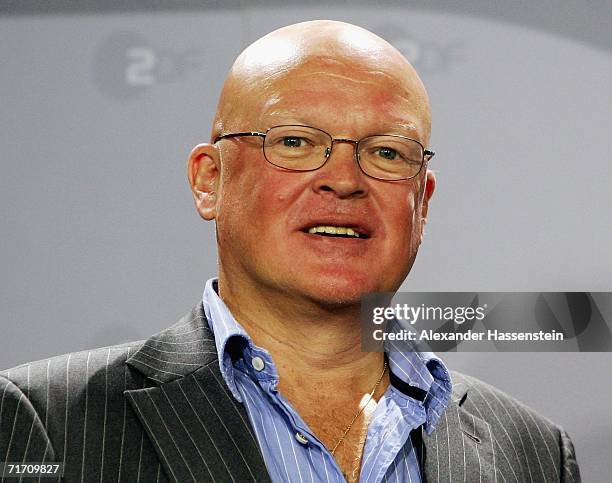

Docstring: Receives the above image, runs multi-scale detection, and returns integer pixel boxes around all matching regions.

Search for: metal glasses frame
[213,125,435,181]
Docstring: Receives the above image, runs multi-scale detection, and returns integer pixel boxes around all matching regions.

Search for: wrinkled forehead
[270,61,427,136]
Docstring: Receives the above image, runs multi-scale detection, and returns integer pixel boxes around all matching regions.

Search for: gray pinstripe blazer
[0,303,580,482]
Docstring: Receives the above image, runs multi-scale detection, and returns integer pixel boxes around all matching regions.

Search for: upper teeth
[308,226,360,237]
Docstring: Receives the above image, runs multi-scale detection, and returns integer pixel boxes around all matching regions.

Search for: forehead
[250,58,428,140]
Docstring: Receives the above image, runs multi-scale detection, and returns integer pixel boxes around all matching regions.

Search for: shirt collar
[385,337,452,433]
[202,277,452,431]
[202,277,250,401]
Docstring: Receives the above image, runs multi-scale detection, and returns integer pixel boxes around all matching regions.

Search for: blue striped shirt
[202,278,452,483]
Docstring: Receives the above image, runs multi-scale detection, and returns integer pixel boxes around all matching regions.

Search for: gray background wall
[1,1,610,480]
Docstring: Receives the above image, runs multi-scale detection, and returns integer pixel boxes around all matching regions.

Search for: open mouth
[301,225,370,239]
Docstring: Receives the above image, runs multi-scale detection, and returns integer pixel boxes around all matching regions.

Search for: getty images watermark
[360,293,611,352]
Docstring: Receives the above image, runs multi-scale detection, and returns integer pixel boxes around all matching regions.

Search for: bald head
[212,20,431,143]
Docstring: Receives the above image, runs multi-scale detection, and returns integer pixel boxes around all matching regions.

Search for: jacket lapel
[124,303,271,483]
[422,381,496,482]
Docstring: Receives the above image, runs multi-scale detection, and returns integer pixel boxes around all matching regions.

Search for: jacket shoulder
[0,341,170,481]
[451,370,561,432]
[0,341,147,422]
[450,370,581,482]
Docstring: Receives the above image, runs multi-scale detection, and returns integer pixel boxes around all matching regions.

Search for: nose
[311,140,368,199]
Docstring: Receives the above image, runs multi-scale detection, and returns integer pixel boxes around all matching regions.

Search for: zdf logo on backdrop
[92,32,204,100]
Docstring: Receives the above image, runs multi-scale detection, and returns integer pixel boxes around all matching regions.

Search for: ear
[187,143,221,221]
[419,170,436,237]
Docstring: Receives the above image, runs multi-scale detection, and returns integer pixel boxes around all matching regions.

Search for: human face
[207,60,434,307]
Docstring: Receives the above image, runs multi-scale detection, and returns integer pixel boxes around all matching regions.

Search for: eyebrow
[388,121,420,136]
[370,123,424,140]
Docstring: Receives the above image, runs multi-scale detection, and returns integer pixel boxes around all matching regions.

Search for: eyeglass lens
[263,126,424,180]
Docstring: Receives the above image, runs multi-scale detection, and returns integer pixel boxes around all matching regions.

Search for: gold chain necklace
[330,360,388,456]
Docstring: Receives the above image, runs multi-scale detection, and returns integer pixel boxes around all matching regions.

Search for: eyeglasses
[213,125,434,181]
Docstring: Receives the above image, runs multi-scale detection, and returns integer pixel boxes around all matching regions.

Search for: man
[0,20,579,483]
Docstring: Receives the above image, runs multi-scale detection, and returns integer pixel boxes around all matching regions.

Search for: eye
[376,147,398,160]
[282,136,304,148]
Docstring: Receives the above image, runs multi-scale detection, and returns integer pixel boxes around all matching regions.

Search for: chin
[295,272,390,308]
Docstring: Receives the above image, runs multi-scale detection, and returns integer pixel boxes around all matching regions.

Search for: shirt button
[295,432,309,445]
[251,356,265,372]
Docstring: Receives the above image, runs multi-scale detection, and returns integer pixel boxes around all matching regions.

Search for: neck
[217,271,385,396]
[216,270,390,472]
